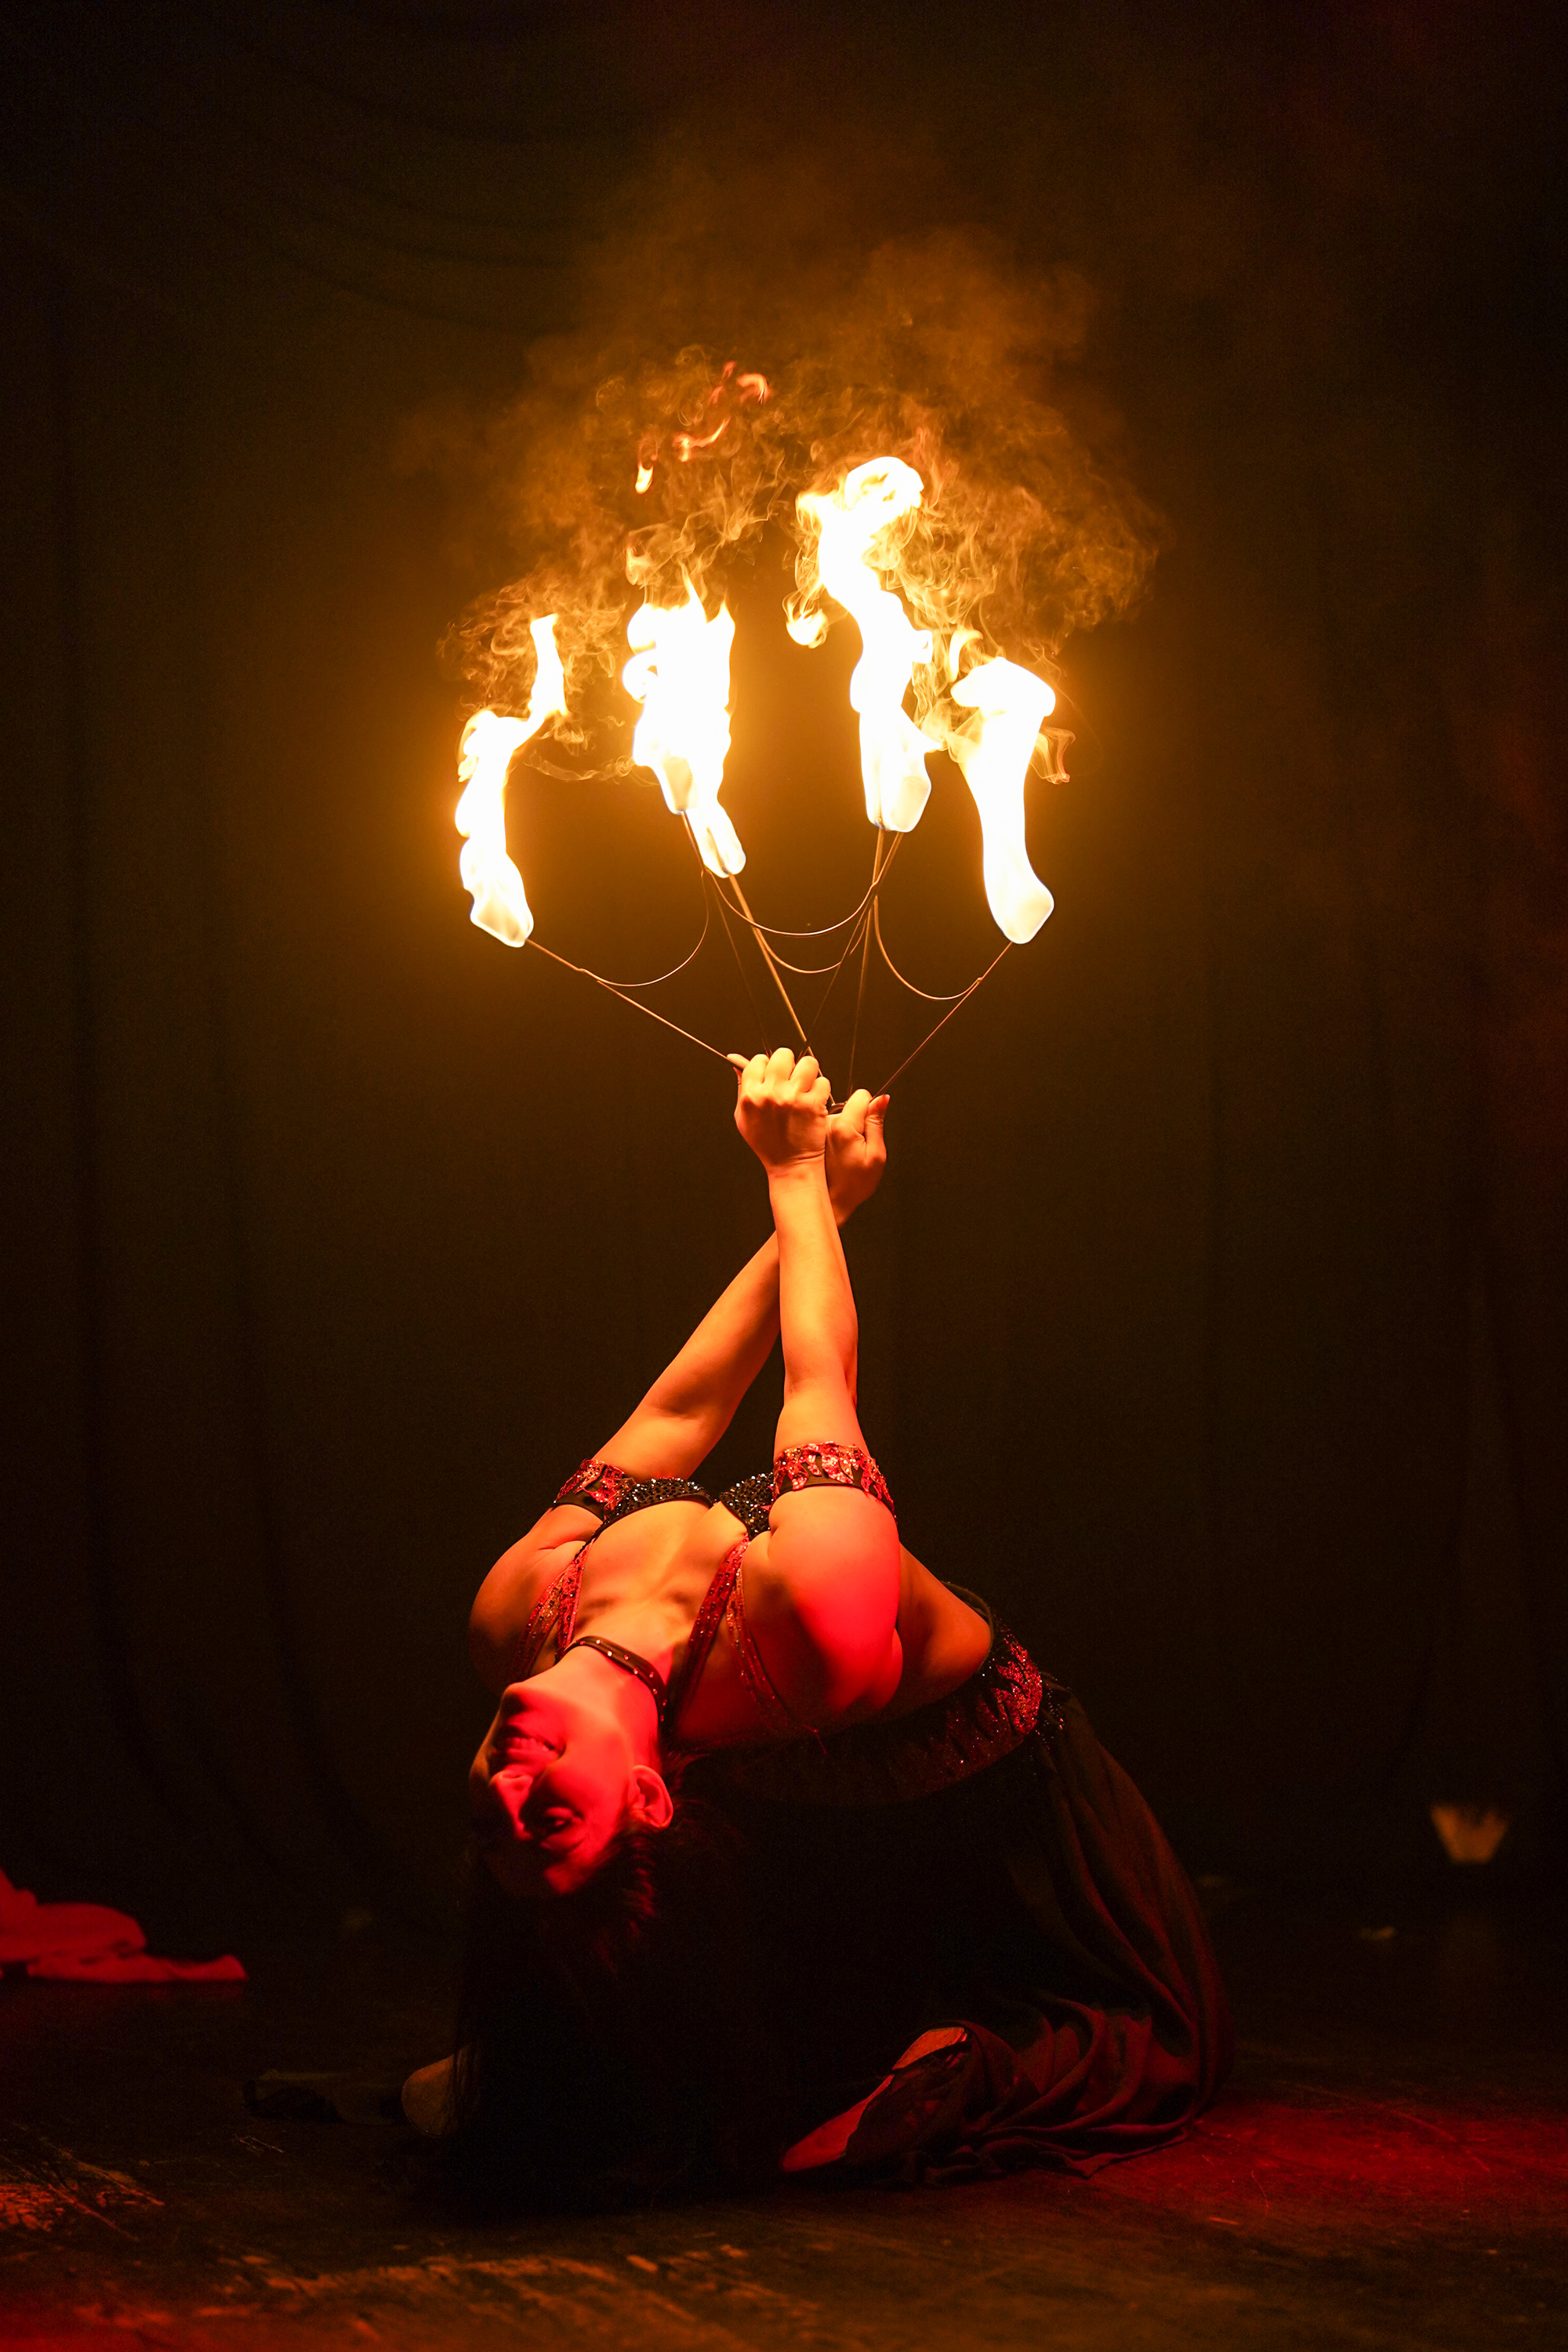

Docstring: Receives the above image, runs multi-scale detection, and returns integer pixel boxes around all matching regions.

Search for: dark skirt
[692,1599,1232,2182]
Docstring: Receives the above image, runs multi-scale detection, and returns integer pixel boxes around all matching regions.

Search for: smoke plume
[445,228,1158,771]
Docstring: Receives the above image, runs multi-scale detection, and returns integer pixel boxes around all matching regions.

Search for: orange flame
[621,583,746,877]
[454,615,566,946]
[795,458,941,833]
[949,657,1057,942]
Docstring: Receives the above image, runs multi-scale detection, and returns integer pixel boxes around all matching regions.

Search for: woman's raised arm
[592,1087,888,1479]
[731,1052,902,1719]
[469,1091,887,1686]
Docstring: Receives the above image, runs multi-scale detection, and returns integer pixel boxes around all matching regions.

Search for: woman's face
[469,1678,667,1897]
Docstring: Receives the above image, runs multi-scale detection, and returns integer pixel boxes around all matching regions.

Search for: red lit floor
[2,1889,1565,2350]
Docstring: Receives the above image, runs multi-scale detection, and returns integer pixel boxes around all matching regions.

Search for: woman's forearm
[593,1070,884,1478]
[597,1235,782,1473]
[769,1160,862,1447]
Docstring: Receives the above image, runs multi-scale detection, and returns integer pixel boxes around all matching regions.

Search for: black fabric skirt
[693,1599,1233,2182]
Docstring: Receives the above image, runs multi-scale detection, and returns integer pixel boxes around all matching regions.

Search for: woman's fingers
[749,1048,829,1108]
[729,1052,769,1105]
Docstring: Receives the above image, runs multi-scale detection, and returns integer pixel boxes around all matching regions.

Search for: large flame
[795,457,941,834]
[621,582,746,877]
[454,615,568,946]
[949,657,1057,943]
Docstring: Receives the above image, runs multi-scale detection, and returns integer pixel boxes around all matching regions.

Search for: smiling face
[469,1677,671,1898]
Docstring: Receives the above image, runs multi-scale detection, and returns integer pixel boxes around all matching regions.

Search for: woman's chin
[482,1838,600,1900]
[536,1846,601,1896]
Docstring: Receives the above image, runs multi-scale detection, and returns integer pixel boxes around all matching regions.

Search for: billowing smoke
[445,229,1159,771]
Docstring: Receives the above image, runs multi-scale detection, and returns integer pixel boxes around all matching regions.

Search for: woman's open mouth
[492,1725,561,1764]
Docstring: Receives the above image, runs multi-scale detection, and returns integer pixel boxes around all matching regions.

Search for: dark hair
[440,1764,784,2207]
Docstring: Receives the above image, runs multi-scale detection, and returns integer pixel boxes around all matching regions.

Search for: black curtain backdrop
[2,2,1564,1945]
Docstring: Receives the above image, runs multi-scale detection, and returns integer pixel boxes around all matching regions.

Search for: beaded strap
[512,1551,586,1680]
[662,1544,739,1738]
[772,1441,895,1522]
[554,1457,713,1526]
[721,1544,813,1740]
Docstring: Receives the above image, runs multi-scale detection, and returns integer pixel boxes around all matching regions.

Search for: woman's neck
[543,1639,662,1748]
[568,1597,684,1682]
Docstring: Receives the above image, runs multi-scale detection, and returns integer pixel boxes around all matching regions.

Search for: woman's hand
[730,1048,831,1176]
[826,1089,890,1225]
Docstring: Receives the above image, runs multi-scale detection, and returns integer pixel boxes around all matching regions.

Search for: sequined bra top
[512,1443,897,1747]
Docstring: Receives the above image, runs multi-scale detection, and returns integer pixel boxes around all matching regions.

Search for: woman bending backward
[408,1051,1231,2189]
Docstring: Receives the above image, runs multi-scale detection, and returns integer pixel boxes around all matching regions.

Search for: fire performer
[405,1053,1230,2192]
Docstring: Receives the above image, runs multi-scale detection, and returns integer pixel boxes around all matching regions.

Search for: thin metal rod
[528,938,734,1067]
[847,828,887,1094]
[809,905,872,1076]
[707,872,774,1054]
[725,873,811,1051]
[875,943,1012,1095]
[674,817,770,1052]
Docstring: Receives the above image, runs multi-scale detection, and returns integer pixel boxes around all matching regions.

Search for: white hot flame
[621,583,746,877]
[454,615,568,946]
[796,457,940,833]
[948,657,1057,943]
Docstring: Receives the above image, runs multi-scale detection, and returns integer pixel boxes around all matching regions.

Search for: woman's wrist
[766,1156,829,1196]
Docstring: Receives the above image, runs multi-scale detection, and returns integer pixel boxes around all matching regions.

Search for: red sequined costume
[514,1445,892,1739]
[514,1451,1231,2183]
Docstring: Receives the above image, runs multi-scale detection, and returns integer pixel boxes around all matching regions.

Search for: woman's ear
[626,1765,675,1831]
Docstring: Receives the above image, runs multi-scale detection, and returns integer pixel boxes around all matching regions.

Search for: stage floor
[2,1886,1565,2350]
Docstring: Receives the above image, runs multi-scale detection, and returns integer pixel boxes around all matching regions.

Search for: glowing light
[948,657,1057,943]
[1430,1803,1511,1864]
[621,583,746,877]
[673,419,728,459]
[454,615,567,947]
[797,457,940,833]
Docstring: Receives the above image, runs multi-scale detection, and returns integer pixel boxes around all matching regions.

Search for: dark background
[2,1,1563,1947]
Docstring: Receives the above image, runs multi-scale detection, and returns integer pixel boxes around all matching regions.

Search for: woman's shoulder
[466,1510,598,1693]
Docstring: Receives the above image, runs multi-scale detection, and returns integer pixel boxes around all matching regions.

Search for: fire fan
[448,342,1142,1097]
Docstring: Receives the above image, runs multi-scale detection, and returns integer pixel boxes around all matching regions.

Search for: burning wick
[621,583,746,878]
[453,615,568,947]
[795,457,941,835]
[949,659,1057,943]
